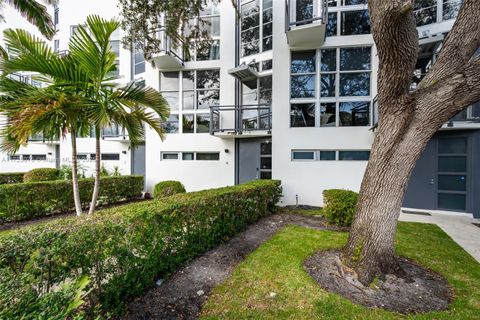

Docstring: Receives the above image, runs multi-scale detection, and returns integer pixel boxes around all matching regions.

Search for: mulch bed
[0,198,150,232]
[304,250,453,314]
[121,213,343,320]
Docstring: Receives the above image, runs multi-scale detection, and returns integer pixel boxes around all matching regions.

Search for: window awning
[228,64,259,89]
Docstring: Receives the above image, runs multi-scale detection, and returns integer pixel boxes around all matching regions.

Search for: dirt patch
[122,213,341,320]
[0,198,150,232]
[304,250,453,314]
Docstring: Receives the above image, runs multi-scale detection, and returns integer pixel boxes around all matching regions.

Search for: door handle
[428,178,435,185]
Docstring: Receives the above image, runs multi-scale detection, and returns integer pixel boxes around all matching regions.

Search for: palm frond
[6,0,56,39]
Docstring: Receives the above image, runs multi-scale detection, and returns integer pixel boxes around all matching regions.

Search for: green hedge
[0,180,281,318]
[0,172,24,185]
[322,189,358,227]
[154,180,186,198]
[0,175,144,224]
[23,168,60,183]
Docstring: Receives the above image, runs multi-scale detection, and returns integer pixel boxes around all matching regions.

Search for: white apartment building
[1,0,479,219]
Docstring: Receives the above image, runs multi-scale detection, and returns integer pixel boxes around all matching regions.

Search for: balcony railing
[210,104,272,136]
[150,27,185,70]
[8,73,43,88]
[285,0,328,49]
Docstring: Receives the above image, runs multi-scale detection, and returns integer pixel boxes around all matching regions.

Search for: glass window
[296,0,314,22]
[163,115,179,133]
[320,151,336,160]
[291,103,316,127]
[438,156,467,172]
[77,154,88,160]
[291,51,316,73]
[196,40,220,61]
[182,152,194,160]
[320,74,336,97]
[291,74,316,98]
[22,155,31,161]
[344,0,368,4]
[161,92,178,112]
[241,0,272,57]
[196,152,220,160]
[260,171,272,179]
[341,10,370,35]
[415,0,437,26]
[320,103,336,126]
[197,90,220,109]
[260,157,272,169]
[183,91,195,110]
[160,72,179,91]
[443,0,462,20]
[438,137,467,154]
[261,142,272,155]
[196,114,210,133]
[182,114,195,133]
[326,12,338,37]
[32,154,47,161]
[101,153,120,161]
[339,151,370,161]
[134,50,145,75]
[320,49,336,72]
[259,76,272,103]
[292,151,315,160]
[340,47,371,70]
[339,72,370,96]
[162,152,179,160]
[339,102,370,126]
[438,193,466,211]
[197,70,220,89]
[182,71,195,89]
[438,175,467,192]
[9,155,20,160]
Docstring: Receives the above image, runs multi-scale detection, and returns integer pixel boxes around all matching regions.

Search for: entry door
[238,139,272,184]
[131,143,146,177]
[437,137,468,211]
[260,141,272,179]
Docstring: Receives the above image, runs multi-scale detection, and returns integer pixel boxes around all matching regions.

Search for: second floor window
[241,0,273,57]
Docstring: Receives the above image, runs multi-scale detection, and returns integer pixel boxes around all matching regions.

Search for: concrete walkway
[399,209,480,263]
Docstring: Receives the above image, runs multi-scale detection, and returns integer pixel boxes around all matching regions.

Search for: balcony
[28,133,60,144]
[150,28,184,71]
[101,125,139,142]
[285,0,328,49]
[210,104,272,138]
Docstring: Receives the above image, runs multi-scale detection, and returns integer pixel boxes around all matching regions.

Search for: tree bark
[70,128,83,216]
[88,128,101,215]
[343,0,480,285]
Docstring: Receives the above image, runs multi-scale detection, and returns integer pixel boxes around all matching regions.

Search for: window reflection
[320,103,336,126]
[340,72,370,96]
[339,102,370,126]
[291,103,316,127]
[341,10,370,35]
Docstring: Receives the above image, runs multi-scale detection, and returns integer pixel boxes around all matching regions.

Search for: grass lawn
[201,222,480,319]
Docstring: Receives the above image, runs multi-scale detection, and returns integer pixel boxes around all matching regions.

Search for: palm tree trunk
[88,128,101,215]
[70,128,83,216]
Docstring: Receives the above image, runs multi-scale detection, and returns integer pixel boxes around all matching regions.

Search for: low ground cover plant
[322,189,358,227]
[0,172,24,185]
[0,180,282,319]
[0,175,144,223]
[154,180,186,198]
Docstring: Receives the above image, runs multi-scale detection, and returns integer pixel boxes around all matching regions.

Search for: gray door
[404,132,472,213]
[131,143,146,177]
[403,139,437,210]
[55,145,61,169]
[238,138,272,184]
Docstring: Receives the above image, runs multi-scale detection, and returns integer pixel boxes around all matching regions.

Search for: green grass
[201,223,480,319]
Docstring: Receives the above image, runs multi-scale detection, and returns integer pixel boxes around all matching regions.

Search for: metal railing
[210,104,272,135]
[152,27,185,64]
[285,0,328,33]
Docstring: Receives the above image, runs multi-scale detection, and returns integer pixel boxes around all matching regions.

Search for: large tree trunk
[88,128,101,215]
[343,0,480,285]
[70,128,83,216]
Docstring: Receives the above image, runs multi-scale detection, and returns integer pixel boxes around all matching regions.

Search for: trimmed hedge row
[23,168,60,183]
[322,189,358,227]
[0,180,282,318]
[0,172,24,185]
[154,180,186,198]
[0,175,144,223]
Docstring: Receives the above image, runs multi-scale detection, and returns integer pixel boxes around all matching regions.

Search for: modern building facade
[1,0,478,218]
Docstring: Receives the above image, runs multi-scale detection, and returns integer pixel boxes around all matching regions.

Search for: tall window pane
[320,103,336,127]
[339,72,370,96]
[291,51,316,73]
[341,10,370,35]
[340,47,371,70]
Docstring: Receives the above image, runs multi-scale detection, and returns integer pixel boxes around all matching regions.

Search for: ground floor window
[292,149,370,161]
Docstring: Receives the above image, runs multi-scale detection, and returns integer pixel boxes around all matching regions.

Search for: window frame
[240,0,273,57]
[290,47,373,128]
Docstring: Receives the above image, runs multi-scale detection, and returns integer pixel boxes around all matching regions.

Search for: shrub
[0,173,24,185]
[23,168,60,183]
[0,175,144,223]
[322,189,358,227]
[154,180,186,198]
[0,180,282,318]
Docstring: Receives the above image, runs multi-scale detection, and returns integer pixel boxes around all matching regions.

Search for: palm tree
[1,0,57,39]
[67,15,169,215]
[0,29,91,216]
